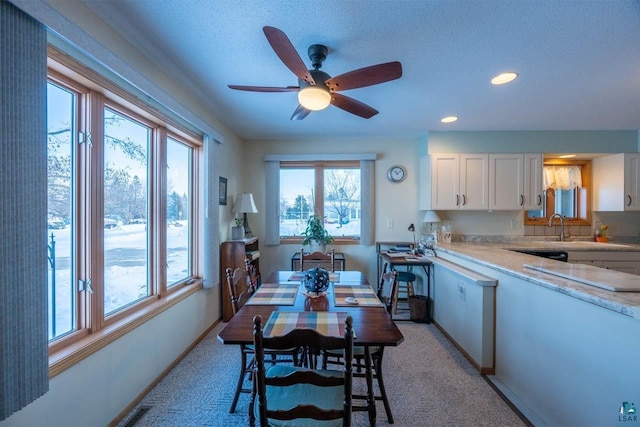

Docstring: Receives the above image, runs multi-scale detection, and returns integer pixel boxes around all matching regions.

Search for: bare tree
[324,169,359,227]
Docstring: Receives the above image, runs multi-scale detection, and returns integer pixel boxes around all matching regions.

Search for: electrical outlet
[511,219,522,229]
[386,219,393,228]
[457,282,465,301]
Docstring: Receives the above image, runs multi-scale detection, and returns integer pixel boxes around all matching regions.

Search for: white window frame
[264,154,375,246]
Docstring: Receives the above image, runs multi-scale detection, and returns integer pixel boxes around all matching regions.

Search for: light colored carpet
[118,321,526,426]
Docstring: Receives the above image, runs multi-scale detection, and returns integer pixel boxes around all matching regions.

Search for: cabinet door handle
[462,194,466,205]
[456,195,460,206]
[537,194,542,206]
[519,195,524,206]
[627,195,632,206]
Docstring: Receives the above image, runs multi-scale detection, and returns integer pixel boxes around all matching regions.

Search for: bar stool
[393,270,416,315]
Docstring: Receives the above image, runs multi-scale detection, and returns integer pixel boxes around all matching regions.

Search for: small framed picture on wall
[219,177,228,205]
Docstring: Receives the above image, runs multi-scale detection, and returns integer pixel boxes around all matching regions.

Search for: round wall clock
[387,165,406,183]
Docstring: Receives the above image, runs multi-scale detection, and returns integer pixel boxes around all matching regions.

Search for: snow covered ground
[48,221,188,339]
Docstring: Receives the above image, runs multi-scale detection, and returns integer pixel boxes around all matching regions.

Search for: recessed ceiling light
[441,116,458,123]
[558,154,576,159]
[491,72,518,85]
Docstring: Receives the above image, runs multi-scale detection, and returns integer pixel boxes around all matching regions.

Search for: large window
[166,137,192,285]
[279,162,361,241]
[103,107,151,315]
[46,56,202,356]
[47,81,76,340]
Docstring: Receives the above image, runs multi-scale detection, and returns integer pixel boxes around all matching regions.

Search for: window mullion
[87,92,106,332]
[155,128,167,297]
[315,165,324,218]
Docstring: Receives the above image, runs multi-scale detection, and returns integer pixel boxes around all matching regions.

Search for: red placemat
[262,311,352,338]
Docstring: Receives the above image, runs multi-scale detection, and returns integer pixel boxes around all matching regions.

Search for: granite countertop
[433,242,640,320]
[501,240,640,252]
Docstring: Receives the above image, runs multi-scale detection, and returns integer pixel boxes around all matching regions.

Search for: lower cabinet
[432,258,497,373]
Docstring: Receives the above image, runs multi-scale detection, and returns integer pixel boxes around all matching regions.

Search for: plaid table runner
[333,285,384,307]
[288,271,340,282]
[246,283,299,306]
[262,312,352,338]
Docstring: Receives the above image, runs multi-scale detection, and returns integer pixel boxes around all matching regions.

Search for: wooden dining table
[217,270,405,426]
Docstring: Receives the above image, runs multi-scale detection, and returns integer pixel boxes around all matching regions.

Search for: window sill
[280,237,360,245]
[48,281,203,378]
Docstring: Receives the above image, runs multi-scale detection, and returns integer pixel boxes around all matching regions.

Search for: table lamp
[422,210,441,245]
[233,193,258,238]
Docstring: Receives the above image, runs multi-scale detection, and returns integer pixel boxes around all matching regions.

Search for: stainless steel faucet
[548,213,565,241]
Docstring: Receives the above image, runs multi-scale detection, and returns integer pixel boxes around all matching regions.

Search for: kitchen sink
[511,249,568,261]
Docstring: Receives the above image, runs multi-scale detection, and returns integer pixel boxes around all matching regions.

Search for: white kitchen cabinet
[592,153,640,211]
[489,153,543,210]
[524,153,544,210]
[430,153,489,210]
[627,154,640,210]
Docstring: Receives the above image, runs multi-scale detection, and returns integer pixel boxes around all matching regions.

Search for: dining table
[217,270,405,426]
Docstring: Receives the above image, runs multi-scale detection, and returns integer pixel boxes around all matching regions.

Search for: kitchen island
[431,242,640,426]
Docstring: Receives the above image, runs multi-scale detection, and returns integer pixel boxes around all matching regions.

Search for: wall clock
[387,165,406,183]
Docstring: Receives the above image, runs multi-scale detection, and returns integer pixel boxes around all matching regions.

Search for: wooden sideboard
[220,237,260,321]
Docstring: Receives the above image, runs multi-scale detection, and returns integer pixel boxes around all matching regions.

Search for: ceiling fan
[228,26,402,120]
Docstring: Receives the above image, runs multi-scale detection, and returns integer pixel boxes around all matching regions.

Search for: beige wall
[242,137,423,285]
[242,131,640,287]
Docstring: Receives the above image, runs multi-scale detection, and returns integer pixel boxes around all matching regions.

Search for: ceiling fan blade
[290,104,311,120]
[263,26,315,85]
[326,61,402,92]
[330,93,378,119]
[228,85,299,92]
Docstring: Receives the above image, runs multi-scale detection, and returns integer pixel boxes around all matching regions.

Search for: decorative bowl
[303,267,330,294]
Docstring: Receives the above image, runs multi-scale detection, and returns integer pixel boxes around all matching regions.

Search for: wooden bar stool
[393,270,416,315]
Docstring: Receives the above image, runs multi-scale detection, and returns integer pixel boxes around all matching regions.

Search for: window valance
[543,165,582,190]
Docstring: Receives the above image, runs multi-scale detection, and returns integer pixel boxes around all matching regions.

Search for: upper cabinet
[592,153,640,211]
[421,153,542,211]
[430,153,489,210]
[489,153,543,211]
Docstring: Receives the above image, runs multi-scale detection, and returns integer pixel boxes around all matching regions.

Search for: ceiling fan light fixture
[298,86,331,111]
[491,72,519,85]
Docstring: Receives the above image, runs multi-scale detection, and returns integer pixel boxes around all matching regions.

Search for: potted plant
[231,217,245,240]
[595,223,608,243]
[301,215,333,253]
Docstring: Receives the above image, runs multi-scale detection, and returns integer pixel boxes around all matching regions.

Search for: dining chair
[324,269,398,423]
[225,264,299,414]
[300,247,336,272]
[244,257,260,288]
[251,314,354,427]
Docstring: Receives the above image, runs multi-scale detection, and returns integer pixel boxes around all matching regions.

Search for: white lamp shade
[422,210,441,223]
[298,86,331,111]
[233,193,258,214]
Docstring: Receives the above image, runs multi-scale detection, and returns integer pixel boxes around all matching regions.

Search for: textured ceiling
[81,0,640,140]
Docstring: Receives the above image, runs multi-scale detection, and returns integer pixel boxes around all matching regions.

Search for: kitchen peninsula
[430,241,640,426]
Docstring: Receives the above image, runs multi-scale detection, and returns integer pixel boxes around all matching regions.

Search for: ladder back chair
[225,263,299,413]
[251,315,354,427]
[324,269,398,423]
[300,247,336,272]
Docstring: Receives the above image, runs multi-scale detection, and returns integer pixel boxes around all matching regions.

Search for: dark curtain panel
[0,0,49,420]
